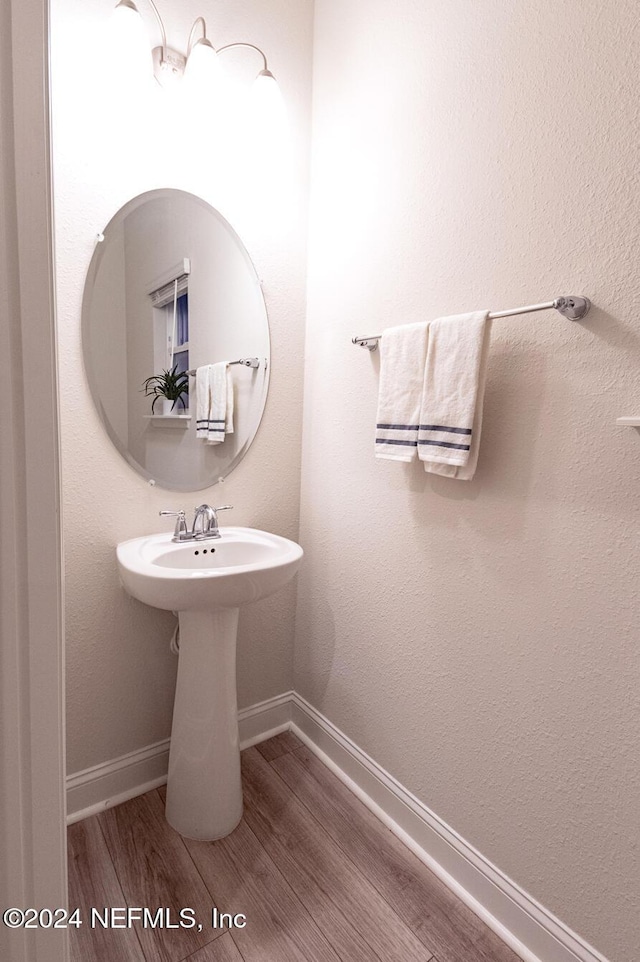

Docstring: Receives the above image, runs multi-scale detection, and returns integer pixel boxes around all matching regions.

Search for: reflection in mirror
[82,190,270,490]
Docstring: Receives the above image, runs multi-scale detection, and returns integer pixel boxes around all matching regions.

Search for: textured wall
[297,1,640,960]
[51,0,313,775]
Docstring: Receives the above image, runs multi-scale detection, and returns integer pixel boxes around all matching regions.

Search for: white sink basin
[115,525,303,842]
[117,526,303,611]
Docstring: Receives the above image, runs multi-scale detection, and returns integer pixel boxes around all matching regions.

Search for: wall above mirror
[82,189,270,490]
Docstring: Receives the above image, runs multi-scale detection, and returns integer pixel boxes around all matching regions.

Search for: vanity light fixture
[112,0,281,100]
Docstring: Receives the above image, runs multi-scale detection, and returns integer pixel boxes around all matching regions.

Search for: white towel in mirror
[196,363,234,444]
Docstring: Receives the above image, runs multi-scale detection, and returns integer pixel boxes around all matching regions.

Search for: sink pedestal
[165,607,243,840]
[116,526,303,840]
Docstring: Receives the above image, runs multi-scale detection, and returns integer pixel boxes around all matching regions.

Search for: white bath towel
[195,363,234,444]
[418,311,491,480]
[375,321,430,461]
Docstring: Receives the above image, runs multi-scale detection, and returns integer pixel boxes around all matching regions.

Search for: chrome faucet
[160,505,233,542]
[192,504,233,540]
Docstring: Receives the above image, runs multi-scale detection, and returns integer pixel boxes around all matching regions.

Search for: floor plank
[183,817,341,962]
[98,790,221,962]
[254,731,304,762]
[67,817,145,962]
[274,746,522,962]
[182,933,244,961]
[241,746,433,962]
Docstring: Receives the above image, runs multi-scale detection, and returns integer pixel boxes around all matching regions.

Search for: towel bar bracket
[553,296,591,321]
[351,337,379,352]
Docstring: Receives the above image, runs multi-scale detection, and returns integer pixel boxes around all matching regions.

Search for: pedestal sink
[116,527,303,840]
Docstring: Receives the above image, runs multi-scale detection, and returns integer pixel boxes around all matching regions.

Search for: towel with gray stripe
[375,311,491,480]
[195,362,234,444]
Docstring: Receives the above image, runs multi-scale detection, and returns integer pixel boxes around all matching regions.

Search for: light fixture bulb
[241,66,292,212]
[251,70,286,122]
[111,0,153,86]
[113,0,141,18]
[249,69,288,146]
[183,38,224,91]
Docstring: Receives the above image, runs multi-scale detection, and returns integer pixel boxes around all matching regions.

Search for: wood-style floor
[67,732,522,962]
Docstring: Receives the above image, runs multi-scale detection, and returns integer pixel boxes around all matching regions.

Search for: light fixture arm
[216,42,269,72]
[187,16,208,56]
[115,1,278,86]
[141,0,167,53]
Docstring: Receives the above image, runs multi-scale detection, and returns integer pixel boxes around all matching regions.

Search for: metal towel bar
[352,296,591,351]
[187,358,260,374]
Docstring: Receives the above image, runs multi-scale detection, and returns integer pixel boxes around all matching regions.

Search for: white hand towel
[195,365,212,440]
[375,321,430,461]
[418,311,491,480]
[195,363,234,445]
[220,364,234,439]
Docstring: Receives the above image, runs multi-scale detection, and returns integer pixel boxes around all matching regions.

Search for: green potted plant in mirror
[142,365,190,415]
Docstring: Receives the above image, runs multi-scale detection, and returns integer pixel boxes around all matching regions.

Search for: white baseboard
[66,739,171,825]
[290,692,609,962]
[236,689,293,749]
[66,691,293,824]
[66,689,610,962]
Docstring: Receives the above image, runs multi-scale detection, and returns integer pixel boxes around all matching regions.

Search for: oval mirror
[82,189,270,491]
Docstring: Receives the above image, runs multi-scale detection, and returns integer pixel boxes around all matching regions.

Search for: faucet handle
[159,509,188,542]
[211,506,233,533]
